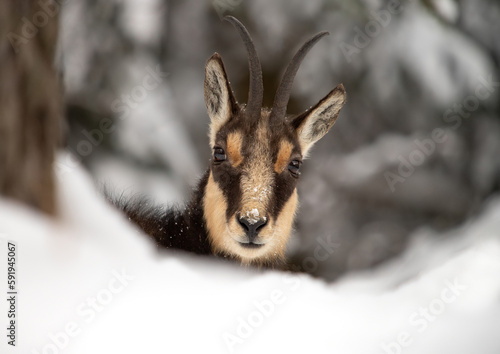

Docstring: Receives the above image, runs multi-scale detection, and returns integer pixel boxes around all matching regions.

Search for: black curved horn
[269,31,329,124]
[224,16,263,123]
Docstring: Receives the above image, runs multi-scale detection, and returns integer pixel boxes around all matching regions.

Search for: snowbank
[0,153,499,354]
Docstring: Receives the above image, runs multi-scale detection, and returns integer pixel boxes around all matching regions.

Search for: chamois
[114,16,346,266]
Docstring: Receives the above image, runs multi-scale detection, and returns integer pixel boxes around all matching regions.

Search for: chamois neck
[181,169,210,236]
[158,169,211,254]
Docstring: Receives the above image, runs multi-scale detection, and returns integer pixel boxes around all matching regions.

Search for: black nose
[238,217,268,241]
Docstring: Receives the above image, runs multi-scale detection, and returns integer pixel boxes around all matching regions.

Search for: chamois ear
[291,84,346,157]
[204,53,238,147]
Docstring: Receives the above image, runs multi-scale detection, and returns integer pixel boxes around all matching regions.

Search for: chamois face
[202,18,346,265]
[204,105,301,265]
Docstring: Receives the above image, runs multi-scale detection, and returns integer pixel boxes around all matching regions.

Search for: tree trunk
[0,0,61,215]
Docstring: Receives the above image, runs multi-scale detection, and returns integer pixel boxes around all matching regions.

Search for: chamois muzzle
[237,216,268,246]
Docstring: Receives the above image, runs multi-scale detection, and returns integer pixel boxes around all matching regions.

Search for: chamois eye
[288,160,301,177]
[213,147,227,163]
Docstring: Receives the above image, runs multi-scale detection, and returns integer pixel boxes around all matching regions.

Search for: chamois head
[203,17,346,265]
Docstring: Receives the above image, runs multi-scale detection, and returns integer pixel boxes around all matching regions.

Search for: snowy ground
[0,153,499,354]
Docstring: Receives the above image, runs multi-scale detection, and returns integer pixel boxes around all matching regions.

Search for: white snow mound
[0,152,499,354]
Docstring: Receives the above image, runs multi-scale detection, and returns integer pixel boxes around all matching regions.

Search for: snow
[1,154,499,354]
[244,208,265,225]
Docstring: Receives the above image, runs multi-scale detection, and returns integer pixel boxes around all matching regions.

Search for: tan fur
[274,140,293,173]
[203,173,232,254]
[226,132,244,167]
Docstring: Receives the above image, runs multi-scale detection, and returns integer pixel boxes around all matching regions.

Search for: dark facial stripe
[211,162,242,220]
[270,173,297,220]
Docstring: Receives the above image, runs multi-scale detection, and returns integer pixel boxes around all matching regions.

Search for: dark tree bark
[0,1,62,215]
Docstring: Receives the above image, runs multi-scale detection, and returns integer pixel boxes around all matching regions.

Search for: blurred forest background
[59,0,500,281]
